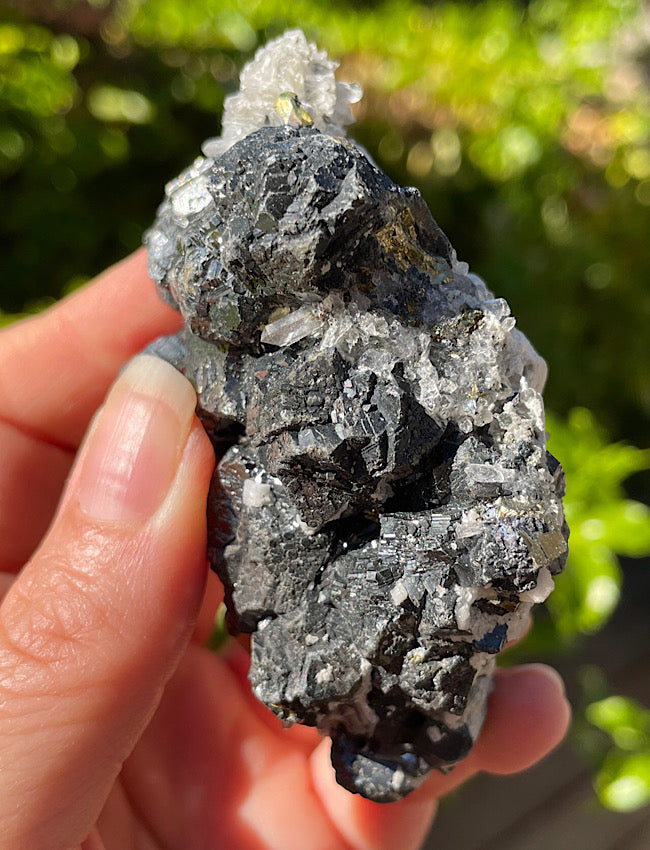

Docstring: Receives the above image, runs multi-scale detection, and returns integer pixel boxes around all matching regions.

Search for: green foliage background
[1,0,650,812]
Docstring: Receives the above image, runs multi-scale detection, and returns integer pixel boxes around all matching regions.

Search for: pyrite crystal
[145,31,568,802]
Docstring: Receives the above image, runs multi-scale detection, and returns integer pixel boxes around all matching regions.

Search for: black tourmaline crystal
[145,112,568,803]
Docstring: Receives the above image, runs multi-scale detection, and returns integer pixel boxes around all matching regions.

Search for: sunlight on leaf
[87,86,156,124]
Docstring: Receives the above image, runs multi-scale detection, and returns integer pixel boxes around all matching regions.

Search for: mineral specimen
[144,30,568,802]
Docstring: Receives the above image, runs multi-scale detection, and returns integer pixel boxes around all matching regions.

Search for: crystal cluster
[144,31,568,802]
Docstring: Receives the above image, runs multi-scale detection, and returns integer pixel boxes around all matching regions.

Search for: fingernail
[78,356,196,522]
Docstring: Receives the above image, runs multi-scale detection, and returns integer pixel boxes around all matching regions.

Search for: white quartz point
[261,305,323,347]
[170,176,211,217]
[520,566,555,604]
[203,30,362,157]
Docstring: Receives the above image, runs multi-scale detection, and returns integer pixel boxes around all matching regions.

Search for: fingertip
[473,663,571,775]
[0,250,184,449]
[180,416,216,490]
[154,416,215,531]
[139,416,215,651]
[94,249,174,321]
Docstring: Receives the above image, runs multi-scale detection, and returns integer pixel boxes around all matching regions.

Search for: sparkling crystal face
[144,32,568,802]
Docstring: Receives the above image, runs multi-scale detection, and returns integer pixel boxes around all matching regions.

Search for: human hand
[0,251,571,850]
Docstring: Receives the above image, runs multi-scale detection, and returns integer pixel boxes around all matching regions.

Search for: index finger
[0,249,181,450]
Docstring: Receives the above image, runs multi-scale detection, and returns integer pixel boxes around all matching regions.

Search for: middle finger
[0,418,74,573]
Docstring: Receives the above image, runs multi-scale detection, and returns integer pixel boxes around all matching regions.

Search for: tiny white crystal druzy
[203,30,362,157]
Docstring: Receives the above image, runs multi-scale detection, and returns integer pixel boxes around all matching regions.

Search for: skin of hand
[0,250,571,850]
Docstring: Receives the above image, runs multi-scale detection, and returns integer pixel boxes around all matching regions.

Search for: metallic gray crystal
[145,125,568,802]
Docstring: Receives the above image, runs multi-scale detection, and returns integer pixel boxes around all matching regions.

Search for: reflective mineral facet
[144,31,568,802]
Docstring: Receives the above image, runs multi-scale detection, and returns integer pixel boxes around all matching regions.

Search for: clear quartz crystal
[165,156,214,222]
[260,304,324,347]
[170,177,212,217]
[202,30,362,157]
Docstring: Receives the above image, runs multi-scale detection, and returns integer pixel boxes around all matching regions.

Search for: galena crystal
[144,31,569,802]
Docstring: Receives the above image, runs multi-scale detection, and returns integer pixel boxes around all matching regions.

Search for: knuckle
[3,568,103,662]
[0,535,132,694]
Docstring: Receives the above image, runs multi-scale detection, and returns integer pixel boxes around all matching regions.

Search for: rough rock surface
[144,32,568,802]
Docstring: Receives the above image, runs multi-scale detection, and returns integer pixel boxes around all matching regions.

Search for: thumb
[0,355,214,850]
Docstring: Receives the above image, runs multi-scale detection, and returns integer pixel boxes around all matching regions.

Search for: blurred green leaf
[206,602,230,652]
[587,695,650,750]
[87,85,156,124]
[596,750,650,812]
[587,695,650,811]
[583,501,650,557]
[543,409,650,638]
